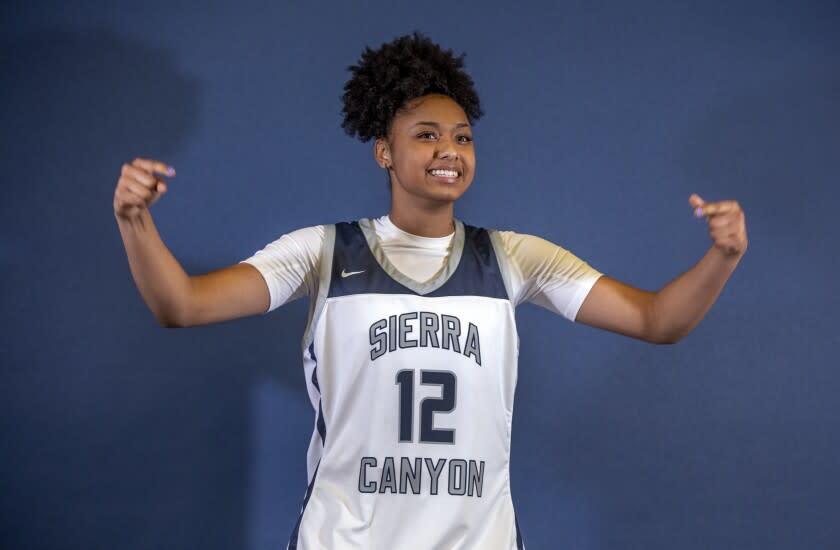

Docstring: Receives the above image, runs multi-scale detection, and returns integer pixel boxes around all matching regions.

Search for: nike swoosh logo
[341,269,365,278]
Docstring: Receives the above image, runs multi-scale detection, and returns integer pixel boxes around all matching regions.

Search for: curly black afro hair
[342,32,483,142]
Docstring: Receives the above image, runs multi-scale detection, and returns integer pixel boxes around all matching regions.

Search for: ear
[374,138,391,170]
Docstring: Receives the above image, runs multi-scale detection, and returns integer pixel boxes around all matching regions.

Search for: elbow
[644,317,685,344]
[157,314,184,328]
[155,307,191,329]
[648,330,685,345]
[646,303,685,345]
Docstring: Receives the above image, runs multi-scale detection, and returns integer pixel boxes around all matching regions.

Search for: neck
[388,200,455,238]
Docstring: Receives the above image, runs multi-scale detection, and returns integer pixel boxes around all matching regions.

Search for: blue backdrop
[2,1,838,548]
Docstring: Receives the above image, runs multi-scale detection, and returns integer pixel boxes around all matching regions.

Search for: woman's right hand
[113,157,175,220]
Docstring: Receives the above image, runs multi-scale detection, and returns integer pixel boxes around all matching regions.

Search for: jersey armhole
[487,229,516,306]
[302,224,336,350]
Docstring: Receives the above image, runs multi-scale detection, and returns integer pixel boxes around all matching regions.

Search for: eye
[457,135,473,144]
[417,131,437,140]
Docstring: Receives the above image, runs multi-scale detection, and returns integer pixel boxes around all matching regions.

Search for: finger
[131,158,176,178]
[122,164,158,188]
[690,194,706,217]
[121,178,153,201]
[698,200,740,217]
[149,180,167,206]
[131,157,175,177]
[707,214,741,229]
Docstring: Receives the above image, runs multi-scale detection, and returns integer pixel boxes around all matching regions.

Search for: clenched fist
[690,193,748,258]
[113,158,175,220]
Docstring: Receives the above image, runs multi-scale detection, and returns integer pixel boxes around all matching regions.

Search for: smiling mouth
[428,169,461,178]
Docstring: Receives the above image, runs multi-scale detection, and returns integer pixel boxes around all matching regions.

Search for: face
[375,94,475,206]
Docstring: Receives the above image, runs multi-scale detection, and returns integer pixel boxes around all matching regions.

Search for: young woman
[114,33,748,550]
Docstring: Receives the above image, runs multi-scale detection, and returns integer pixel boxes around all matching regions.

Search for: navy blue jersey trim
[309,342,326,445]
[316,400,326,446]
[287,460,321,550]
[289,343,325,549]
[328,221,507,299]
[515,512,525,549]
[309,343,320,391]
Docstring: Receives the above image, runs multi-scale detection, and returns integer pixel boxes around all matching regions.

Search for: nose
[435,136,458,160]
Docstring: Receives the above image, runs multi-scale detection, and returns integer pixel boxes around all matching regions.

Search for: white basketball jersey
[288,218,525,549]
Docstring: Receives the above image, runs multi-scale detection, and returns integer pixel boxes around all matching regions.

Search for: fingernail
[167,166,175,176]
[694,207,703,218]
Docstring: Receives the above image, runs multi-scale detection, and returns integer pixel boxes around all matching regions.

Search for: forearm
[115,209,193,327]
[652,245,744,343]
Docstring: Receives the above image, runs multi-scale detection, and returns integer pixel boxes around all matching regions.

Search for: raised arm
[575,194,748,344]
[114,158,269,328]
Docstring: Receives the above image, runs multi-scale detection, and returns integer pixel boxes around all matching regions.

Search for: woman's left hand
[689,193,749,258]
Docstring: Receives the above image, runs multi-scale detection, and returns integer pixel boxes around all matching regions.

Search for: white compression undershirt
[240,215,603,321]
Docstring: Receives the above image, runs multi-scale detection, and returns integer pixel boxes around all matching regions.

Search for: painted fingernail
[694,207,703,218]
[166,166,175,176]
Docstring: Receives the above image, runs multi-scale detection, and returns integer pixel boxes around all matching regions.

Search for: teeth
[430,169,458,177]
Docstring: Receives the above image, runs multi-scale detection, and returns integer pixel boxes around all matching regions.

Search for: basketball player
[114,33,748,550]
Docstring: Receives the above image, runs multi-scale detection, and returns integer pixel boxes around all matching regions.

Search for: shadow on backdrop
[1,28,313,550]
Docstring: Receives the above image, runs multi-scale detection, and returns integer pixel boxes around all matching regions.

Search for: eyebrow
[412,121,471,130]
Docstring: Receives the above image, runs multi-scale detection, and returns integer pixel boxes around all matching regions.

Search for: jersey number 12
[395,369,456,444]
